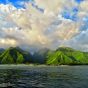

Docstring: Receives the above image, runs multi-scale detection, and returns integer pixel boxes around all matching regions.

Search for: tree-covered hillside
[46,47,88,65]
[0,47,88,65]
[0,47,32,64]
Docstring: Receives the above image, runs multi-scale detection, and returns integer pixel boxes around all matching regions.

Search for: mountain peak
[57,47,75,52]
[8,47,25,53]
[9,47,22,50]
[0,47,32,64]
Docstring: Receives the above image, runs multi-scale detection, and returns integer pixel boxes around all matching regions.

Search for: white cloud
[0,0,88,51]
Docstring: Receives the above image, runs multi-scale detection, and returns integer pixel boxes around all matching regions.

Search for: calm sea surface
[0,65,88,88]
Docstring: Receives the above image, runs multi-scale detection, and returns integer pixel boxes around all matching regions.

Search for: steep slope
[0,47,32,64]
[46,47,88,65]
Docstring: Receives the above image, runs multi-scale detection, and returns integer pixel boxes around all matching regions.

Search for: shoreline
[0,64,88,67]
[0,64,88,70]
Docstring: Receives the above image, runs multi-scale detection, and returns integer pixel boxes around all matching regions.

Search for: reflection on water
[0,66,88,88]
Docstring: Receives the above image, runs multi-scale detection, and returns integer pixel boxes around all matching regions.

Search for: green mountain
[0,47,32,64]
[46,47,88,65]
[0,46,88,65]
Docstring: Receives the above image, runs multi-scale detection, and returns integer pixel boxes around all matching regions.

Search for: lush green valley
[0,47,88,65]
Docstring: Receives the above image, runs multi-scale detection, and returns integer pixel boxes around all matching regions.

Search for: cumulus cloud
[0,0,88,51]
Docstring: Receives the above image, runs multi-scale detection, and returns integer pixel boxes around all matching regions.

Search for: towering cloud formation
[0,0,88,51]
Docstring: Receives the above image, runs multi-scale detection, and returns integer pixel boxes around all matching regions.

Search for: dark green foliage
[16,52,24,64]
[1,54,14,64]
[0,47,32,64]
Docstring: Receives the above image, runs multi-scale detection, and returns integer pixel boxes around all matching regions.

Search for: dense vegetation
[0,47,32,64]
[46,47,88,65]
[0,47,88,65]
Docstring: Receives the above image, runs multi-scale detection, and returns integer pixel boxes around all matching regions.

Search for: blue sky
[75,0,84,3]
[62,7,79,21]
[0,0,33,8]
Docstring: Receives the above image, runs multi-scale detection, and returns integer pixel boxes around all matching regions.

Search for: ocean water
[0,65,88,88]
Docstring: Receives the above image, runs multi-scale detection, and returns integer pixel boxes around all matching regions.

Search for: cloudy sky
[0,0,88,51]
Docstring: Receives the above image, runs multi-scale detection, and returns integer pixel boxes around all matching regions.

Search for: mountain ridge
[46,47,88,65]
[0,47,88,65]
[0,47,32,64]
